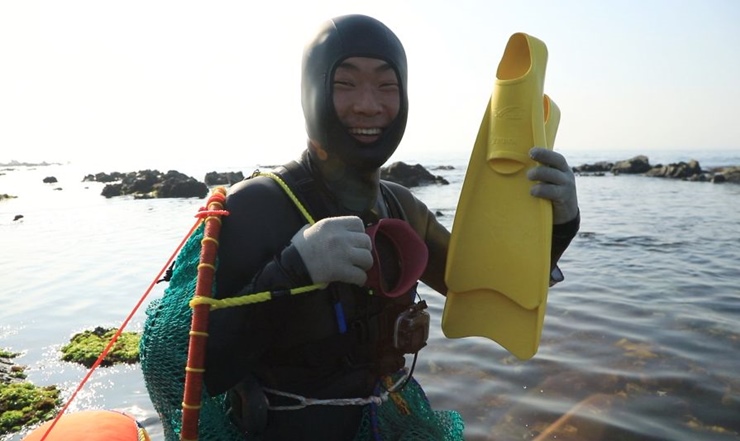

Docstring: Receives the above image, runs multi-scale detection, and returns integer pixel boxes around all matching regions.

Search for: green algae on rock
[1,349,61,436]
[61,327,141,368]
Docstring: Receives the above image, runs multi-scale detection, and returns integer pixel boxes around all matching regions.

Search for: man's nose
[352,85,383,115]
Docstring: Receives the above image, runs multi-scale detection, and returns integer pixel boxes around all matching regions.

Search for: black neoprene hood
[301,14,409,171]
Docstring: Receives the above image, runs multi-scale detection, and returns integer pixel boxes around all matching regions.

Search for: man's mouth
[348,127,383,138]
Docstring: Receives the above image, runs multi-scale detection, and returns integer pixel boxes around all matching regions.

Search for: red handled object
[365,218,428,298]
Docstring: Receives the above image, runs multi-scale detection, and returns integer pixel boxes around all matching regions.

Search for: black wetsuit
[204,152,444,440]
[204,13,579,441]
[204,152,579,440]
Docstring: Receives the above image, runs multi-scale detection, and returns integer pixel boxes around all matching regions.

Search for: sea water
[1,149,738,440]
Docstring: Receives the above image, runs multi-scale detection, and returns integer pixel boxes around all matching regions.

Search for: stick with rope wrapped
[180,187,229,441]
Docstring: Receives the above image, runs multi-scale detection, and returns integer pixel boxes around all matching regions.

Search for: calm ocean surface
[1,149,739,441]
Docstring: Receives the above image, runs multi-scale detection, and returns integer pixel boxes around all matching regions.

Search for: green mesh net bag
[140,217,464,441]
[139,223,243,441]
[353,373,465,441]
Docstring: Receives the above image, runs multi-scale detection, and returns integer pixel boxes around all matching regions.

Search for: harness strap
[275,159,334,222]
[189,169,325,310]
[263,368,411,411]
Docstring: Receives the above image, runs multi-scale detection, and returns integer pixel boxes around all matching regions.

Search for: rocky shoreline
[1,162,451,202]
[3,157,739,205]
[574,155,740,183]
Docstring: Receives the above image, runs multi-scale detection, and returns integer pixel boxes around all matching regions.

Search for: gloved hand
[527,147,579,225]
[291,216,374,286]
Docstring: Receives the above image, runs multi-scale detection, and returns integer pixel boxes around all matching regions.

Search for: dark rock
[13,215,23,221]
[0,194,17,201]
[646,159,702,179]
[687,173,708,182]
[575,156,739,184]
[204,171,245,186]
[99,169,207,198]
[1,351,24,384]
[126,169,160,193]
[574,161,614,174]
[156,172,208,198]
[83,171,126,183]
[612,155,651,174]
[42,176,58,184]
[380,162,449,187]
[710,166,740,184]
[101,183,123,198]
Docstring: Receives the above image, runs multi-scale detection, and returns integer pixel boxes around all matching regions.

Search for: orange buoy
[23,410,149,441]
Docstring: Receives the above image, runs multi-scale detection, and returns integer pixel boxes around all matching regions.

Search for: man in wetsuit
[204,14,580,440]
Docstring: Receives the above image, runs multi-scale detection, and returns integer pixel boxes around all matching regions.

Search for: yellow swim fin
[442,32,560,360]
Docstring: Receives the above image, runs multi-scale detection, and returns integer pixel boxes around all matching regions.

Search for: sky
[1,0,739,169]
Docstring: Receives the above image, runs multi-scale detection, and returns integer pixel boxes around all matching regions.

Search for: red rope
[180,187,228,441]
[37,195,220,441]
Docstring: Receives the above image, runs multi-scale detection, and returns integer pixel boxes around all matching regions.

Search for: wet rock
[97,169,208,198]
[204,171,245,186]
[710,166,740,184]
[575,156,739,184]
[612,155,652,174]
[156,171,209,198]
[83,171,126,183]
[101,183,123,198]
[42,176,57,184]
[13,215,23,221]
[0,351,24,384]
[573,161,614,174]
[645,159,703,179]
[1,349,61,436]
[381,162,449,187]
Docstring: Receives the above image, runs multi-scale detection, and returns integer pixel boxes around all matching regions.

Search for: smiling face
[332,57,401,145]
[301,15,408,171]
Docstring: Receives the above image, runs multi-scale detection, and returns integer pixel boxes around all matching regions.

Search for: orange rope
[180,187,228,441]
[38,206,207,441]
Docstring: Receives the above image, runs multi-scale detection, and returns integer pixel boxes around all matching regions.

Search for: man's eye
[334,80,353,88]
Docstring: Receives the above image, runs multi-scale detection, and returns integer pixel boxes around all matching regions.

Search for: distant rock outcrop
[612,155,652,175]
[708,166,740,183]
[0,160,59,167]
[645,160,702,179]
[204,171,245,186]
[83,171,126,183]
[381,162,449,187]
[89,169,208,198]
[574,155,740,184]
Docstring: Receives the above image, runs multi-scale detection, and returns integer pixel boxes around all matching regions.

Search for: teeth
[349,128,382,136]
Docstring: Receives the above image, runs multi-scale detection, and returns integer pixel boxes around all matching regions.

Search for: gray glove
[527,147,580,225]
[291,216,374,286]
